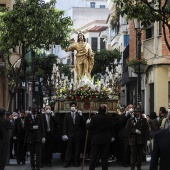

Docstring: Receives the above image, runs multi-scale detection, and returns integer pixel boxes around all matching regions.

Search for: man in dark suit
[62,101,86,167]
[25,108,45,170]
[41,105,59,167]
[118,104,133,167]
[13,110,27,165]
[86,104,114,170]
[0,107,12,170]
[150,127,170,170]
[126,108,150,170]
[37,106,42,115]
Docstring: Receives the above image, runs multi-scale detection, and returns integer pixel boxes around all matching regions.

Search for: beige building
[107,0,170,114]
[0,0,15,109]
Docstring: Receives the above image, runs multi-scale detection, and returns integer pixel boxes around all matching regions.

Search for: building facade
[107,0,170,114]
[0,0,15,110]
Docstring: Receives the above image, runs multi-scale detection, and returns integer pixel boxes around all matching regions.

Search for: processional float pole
[81,108,92,170]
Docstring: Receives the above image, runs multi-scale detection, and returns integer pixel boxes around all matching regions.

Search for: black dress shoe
[63,162,69,167]
[74,164,80,167]
[36,167,40,170]
[6,163,12,166]
[46,163,51,167]
[122,163,129,167]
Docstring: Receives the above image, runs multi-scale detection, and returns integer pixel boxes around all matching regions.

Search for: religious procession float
[52,32,120,114]
[53,75,120,114]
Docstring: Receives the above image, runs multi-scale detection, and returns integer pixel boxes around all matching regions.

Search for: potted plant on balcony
[126,57,148,74]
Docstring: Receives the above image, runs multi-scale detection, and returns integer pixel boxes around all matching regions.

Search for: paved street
[5,155,151,170]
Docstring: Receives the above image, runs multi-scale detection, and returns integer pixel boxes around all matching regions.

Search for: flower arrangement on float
[53,75,112,102]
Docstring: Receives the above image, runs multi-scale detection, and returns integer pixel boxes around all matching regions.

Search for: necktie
[21,119,24,128]
[72,113,76,124]
[33,115,36,121]
[47,114,50,131]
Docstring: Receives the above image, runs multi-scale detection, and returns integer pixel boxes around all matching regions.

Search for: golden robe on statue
[66,33,94,81]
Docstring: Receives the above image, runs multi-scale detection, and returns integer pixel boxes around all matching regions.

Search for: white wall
[83,0,107,8]
[55,0,84,14]
[68,7,111,30]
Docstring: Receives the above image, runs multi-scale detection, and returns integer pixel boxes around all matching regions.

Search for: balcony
[100,29,109,38]
[107,0,116,11]
[111,35,120,47]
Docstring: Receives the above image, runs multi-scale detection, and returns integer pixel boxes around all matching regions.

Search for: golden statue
[65,32,94,81]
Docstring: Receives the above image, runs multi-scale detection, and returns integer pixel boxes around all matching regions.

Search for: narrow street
[5,155,151,170]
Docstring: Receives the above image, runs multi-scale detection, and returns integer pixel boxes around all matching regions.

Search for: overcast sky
[45,0,84,11]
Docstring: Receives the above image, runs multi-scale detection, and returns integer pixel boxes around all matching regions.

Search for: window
[0,4,6,7]
[90,2,95,8]
[91,37,97,52]
[100,38,105,50]
[100,5,105,8]
[13,48,16,52]
[146,23,154,39]
[124,35,129,47]
[168,81,170,107]
[67,59,70,65]
[158,21,162,36]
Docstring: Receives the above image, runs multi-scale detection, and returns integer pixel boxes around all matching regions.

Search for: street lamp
[134,19,142,106]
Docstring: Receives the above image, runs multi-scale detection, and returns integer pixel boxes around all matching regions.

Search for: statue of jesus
[65,32,94,81]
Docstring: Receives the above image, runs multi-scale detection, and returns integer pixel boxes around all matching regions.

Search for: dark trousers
[17,140,26,163]
[29,142,41,168]
[89,144,110,170]
[41,132,53,165]
[0,141,9,170]
[10,137,17,157]
[122,137,130,165]
[65,137,80,165]
[130,144,144,169]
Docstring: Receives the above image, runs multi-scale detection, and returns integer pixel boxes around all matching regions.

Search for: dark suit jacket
[126,117,150,145]
[25,114,45,144]
[42,114,60,139]
[63,112,86,139]
[0,117,11,143]
[119,113,130,138]
[86,113,113,145]
[150,128,170,170]
[13,118,26,141]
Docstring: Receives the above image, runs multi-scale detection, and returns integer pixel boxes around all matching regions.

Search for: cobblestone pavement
[5,155,151,170]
